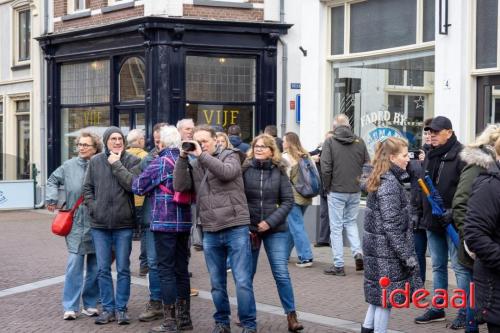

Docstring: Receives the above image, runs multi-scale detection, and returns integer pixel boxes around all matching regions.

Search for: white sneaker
[81,308,99,317]
[63,311,77,320]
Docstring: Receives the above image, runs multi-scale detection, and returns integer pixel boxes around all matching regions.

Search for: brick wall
[183,5,264,21]
[54,5,144,33]
[53,0,67,18]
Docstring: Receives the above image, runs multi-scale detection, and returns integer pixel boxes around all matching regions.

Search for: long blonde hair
[366,137,408,192]
[216,132,233,149]
[247,134,282,165]
[468,123,500,149]
[284,132,309,161]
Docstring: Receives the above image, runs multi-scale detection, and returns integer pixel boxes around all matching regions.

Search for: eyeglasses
[254,145,270,151]
[77,143,95,149]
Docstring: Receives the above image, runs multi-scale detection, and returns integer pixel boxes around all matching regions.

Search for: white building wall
[278,0,328,151]
[0,0,43,184]
[434,0,473,143]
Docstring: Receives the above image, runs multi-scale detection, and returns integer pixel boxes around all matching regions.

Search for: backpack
[293,156,321,198]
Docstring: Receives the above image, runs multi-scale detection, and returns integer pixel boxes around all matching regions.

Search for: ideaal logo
[379,277,475,309]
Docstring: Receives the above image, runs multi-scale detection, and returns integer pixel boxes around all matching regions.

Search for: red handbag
[51,196,84,236]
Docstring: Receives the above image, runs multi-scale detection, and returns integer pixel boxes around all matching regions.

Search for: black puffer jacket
[464,161,500,326]
[242,158,294,233]
[363,165,422,306]
[420,134,466,232]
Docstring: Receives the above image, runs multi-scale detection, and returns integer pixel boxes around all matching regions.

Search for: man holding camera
[174,125,257,333]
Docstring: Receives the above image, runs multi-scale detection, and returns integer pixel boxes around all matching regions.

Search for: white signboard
[0,180,35,210]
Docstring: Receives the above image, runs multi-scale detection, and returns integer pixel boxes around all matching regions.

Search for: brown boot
[287,311,304,332]
[149,304,178,333]
[176,299,193,331]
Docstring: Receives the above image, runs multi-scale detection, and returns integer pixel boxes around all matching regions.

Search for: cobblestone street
[0,210,466,333]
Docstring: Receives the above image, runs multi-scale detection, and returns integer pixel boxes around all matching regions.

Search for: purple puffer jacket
[132,148,192,233]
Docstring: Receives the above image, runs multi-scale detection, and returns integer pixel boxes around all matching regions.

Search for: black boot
[361,325,374,333]
[149,304,178,333]
[176,299,193,330]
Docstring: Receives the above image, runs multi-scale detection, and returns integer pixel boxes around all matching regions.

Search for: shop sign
[199,106,239,128]
[361,110,407,155]
[0,181,34,209]
[83,110,102,126]
[290,83,301,89]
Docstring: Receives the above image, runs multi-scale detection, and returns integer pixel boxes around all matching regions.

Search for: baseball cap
[424,116,453,131]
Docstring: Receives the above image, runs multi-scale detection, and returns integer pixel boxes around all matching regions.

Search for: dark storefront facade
[38,17,289,173]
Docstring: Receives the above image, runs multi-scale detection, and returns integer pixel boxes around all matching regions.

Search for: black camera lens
[182,142,196,152]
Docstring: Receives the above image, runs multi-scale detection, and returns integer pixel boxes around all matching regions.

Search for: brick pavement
[0,210,474,333]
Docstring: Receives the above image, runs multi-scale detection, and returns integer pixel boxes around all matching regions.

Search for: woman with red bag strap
[46,132,102,321]
[132,125,193,333]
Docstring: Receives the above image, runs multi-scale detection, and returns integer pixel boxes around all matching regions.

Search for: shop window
[61,61,110,105]
[60,60,111,161]
[350,0,416,53]
[0,101,3,180]
[16,101,30,180]
[119,57,145,102]
[186,56,256,103]
[332,51,434,155]
[61,107,110,161]
[186,55,256,141]
[476,0,498,69]
[423,0,435,42]
[331,6,344,55]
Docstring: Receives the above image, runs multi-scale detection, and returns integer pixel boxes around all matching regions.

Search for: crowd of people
[46,116,500,333]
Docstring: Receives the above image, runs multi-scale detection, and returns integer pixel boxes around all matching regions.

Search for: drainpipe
[278,0,287,137]
[35,0,49,208]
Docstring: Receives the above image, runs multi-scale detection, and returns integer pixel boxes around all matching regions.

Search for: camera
[409,150,421,160]
[181,141,196,152]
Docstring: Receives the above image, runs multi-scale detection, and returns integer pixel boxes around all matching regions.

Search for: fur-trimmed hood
[460,145,496,169]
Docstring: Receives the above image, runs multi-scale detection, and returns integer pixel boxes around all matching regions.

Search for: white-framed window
[329,0,435,58]
[68,0,90,13]
[12,5,31,66]
[473,0,499,71]
[15,100,30,180]
[108,0,135,5]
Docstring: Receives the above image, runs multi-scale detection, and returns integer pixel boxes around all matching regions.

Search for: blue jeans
[91,228,133,312]
[203,226,257,330]
[414,229,428,283]
[327,192,362,267]
[145,228,161,301]
[154,232,191,304]
[252,231,296,314]
[426,230,468,317]
[287,204,313,262]
[62,253,99,312]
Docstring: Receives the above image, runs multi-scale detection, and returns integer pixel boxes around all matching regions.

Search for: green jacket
[452,145,496,269]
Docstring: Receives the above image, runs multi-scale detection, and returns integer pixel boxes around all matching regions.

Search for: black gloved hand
[433,209,452,228]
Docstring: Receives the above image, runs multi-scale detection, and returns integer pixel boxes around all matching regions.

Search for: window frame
[471,0,500,74]
[327,0,435,62]
[0,98,4,181]
[67,0,91,14]
[12,4,31,67]
[107,0,134,6]
[12,97,31,180]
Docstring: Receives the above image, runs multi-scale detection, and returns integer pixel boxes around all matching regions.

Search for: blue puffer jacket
[46,157,94,255]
